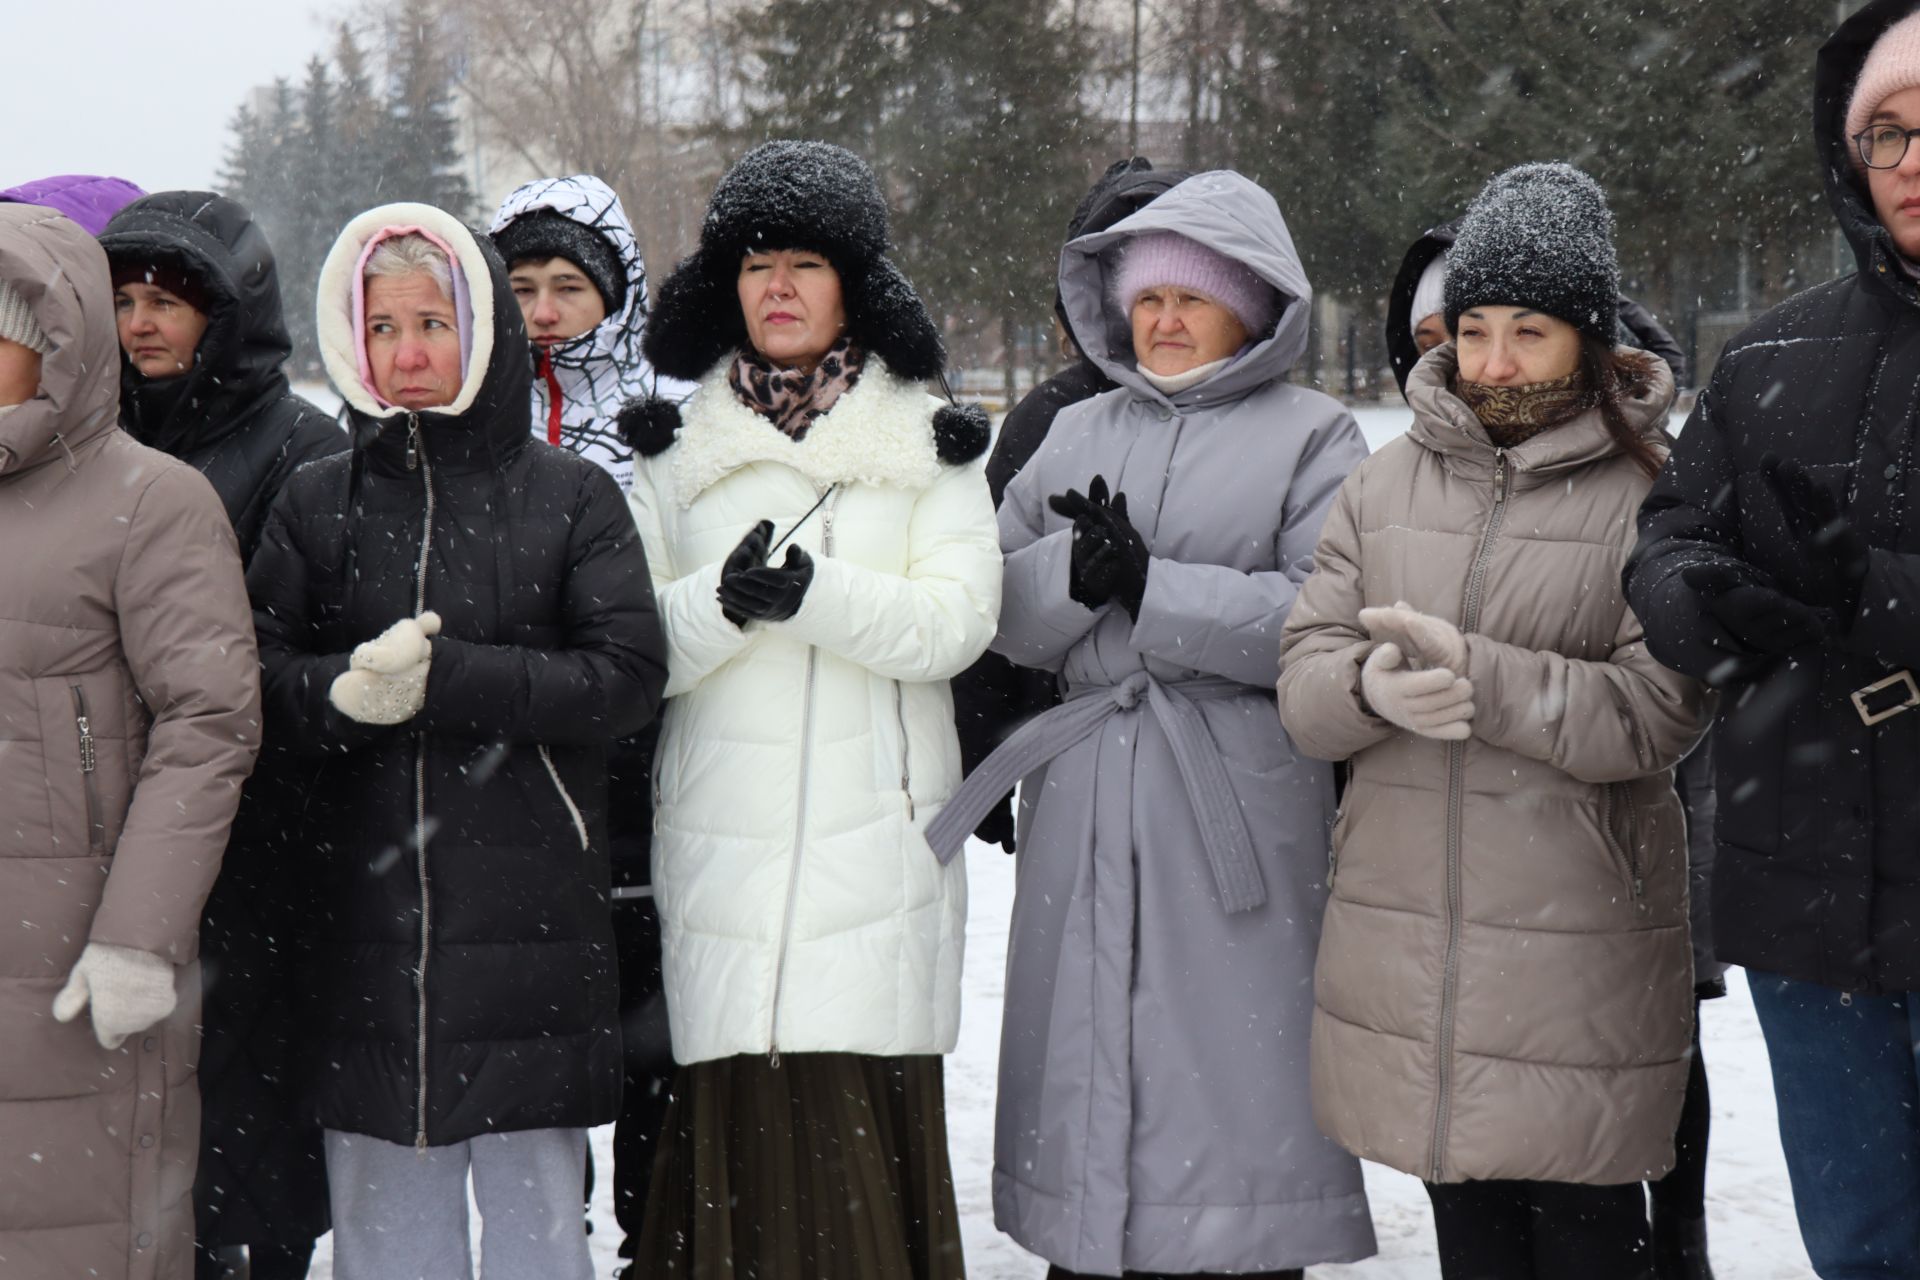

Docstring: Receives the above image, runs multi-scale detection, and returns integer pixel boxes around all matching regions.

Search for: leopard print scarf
[1453,369,1596,448]
[728,338,864,441]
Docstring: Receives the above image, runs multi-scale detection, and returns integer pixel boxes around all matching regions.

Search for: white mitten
[1360,643,1475,741]
[351,611,442,675]
[1359,601,1470,675]
[52,942,177,1050]
[329,660,430,725]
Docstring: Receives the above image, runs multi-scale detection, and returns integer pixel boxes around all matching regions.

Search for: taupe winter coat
[0,205,260,1277]
[1278,346,1708,1185]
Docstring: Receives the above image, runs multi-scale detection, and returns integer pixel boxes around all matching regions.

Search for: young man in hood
[1627,2,1920,1274]
[490,175,687,1274]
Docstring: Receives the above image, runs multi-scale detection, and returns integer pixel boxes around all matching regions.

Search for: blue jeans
[1748,971,1920,1278]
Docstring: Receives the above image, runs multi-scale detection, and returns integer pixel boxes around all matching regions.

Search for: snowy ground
[306,841,1811,1279]
[301,395,1802,1278]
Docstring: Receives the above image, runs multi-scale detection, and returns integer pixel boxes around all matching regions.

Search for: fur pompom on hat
[1408,253,1448,336]
[492,209,628,315]
[643,140,944,383]
[1113,231,1281,337]
[1444,162,1619,342]
[1846,11,1920,170]
[0,279,50,354]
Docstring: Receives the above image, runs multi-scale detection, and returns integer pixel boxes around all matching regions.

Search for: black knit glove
[718,519,774,628]
[1758,455,1872,613]
[1049,475,1152,620]
[974,798,1017,854]
[719,544,815,623]
[1684,562,1830,658]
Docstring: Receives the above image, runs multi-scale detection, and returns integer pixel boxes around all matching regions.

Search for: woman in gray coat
[930,171,1376,1278]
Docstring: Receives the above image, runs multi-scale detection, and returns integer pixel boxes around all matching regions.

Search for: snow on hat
[1113,231,1281,337]
[1408,253,1448,336]
[492,209,628,316]
[1846,11,1920,171]
[0,279,49,354]
[1444,162,1618,343]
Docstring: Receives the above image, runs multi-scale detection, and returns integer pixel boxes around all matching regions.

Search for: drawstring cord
[538,350,563,445]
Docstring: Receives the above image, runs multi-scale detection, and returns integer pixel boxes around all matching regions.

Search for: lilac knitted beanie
[1113,232,1280,336]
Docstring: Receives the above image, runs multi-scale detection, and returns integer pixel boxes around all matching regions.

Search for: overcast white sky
[8,1,336,192]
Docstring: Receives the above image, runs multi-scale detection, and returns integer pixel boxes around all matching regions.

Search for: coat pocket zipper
[1600,782,1645,901]
[71,686,105,854]
[894,682,914,820]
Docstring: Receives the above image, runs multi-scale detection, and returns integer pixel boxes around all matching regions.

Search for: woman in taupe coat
[0,205,261,1278]
[1278,164,1709,1280]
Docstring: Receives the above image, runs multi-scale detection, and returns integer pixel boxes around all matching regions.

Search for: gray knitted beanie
[1444,163,1619,342]
[0,280,50,354]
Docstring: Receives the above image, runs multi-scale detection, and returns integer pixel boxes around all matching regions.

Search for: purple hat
[1113,231,1281,337]
[0,174,147,237]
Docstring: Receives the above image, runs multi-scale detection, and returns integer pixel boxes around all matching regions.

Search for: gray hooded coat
[931,171,1375,1275]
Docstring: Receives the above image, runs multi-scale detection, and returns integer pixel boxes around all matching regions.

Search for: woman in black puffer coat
[99,191,347,1280]
[248,201,667,1280]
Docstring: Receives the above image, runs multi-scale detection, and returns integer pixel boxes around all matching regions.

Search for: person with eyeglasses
[1625,2,1920,1274]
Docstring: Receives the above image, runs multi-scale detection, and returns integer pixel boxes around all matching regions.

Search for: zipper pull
[1493,450,1507,490]
[769,1047,781,1070]
[405,413,421,472]
[77,717,95,773]
[822,508,836,554]
[904,785,915,820]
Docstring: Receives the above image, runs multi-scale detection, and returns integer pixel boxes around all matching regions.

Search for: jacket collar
[1404,343,1675,484]
[670,353,940,507]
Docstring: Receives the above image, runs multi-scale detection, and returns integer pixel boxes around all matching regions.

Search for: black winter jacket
[100,191,347,1247]
[100,192,344,560]
[1385,219,1690,394]
[249,214,667,1147]
[1626,0,1920,995]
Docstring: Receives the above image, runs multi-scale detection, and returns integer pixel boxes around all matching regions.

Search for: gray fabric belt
[924,670,1267,913]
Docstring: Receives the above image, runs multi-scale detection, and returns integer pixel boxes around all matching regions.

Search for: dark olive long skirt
[635,1052,966,1279]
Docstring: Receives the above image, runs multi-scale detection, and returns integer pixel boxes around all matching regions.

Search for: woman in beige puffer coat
[1278,164,1709,1280]
[0,205,261,1278]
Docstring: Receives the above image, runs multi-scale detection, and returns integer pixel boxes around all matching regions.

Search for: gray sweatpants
[324,1127,594,1280]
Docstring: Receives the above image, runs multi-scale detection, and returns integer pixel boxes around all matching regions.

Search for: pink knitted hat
[1846,11,1920,170]
[1113,231,1280,336]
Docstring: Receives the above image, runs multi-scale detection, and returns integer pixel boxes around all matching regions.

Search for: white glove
[330,612,442,725]
[52,942,177,1050]
[1359,602,1470,675]
[1360,643,1475,741]
[351,611,442,674]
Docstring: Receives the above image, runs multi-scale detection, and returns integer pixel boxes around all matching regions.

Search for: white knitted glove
[52,942,177,1050]
[351,611,442,674]
[329,612,441,725]
[1359,602,1470,675]
[1361,643,1475,741]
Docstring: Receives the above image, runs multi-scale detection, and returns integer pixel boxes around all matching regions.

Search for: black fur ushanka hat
[641,140,946,384]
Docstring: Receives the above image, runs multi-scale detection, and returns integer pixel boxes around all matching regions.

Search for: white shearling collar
[670,355,942,507]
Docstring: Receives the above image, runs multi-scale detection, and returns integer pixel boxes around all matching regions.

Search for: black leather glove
[974,798,1017,854]
[1757,455,1872,613]
[1684,562,1830,658]
[718,519,774,627]
[718,544,814,623]
[1048,475,1152,620]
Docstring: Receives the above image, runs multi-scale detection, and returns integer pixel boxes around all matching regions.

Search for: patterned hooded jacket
[489,174,691,491]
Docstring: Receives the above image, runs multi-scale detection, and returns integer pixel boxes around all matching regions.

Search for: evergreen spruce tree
[378,0,475,215]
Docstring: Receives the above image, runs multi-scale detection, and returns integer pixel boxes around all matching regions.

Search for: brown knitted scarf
[728,338,864,440]
[1453,370,1597,448]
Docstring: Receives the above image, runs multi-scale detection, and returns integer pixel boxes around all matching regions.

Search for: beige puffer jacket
[0,205,260,1278]
[1278,346,1709,1186]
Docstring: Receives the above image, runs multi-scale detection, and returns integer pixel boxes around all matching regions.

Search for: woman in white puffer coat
[621,140,1001,1279]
